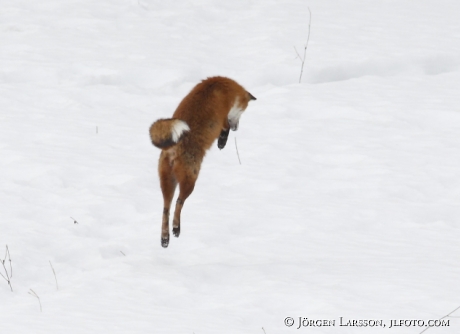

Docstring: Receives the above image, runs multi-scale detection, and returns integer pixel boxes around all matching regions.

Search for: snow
[1,0,460,333]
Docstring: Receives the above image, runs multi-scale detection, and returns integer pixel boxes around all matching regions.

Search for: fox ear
[247,91,257,101]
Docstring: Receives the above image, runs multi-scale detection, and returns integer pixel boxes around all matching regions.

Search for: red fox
[149,76,256,248]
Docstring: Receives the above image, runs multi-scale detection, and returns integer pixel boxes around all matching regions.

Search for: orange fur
[149,76,256,248]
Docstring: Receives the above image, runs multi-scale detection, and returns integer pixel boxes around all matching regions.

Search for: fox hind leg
[158,152,177,248]
[172,177,196,238]
[172,159,200,238]
[172,198,184,237]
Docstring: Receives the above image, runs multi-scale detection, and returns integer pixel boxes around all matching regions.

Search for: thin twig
[293,46,302,60]
[1,245,13,292]
[70,217,78,224]
[6,246,12,278]
[28,289,42,312]
[49,261,58,291]
[0,269,10,285]
[295,7,312,83]
[419,305,460,333]
[262,327,267,334]
[234,137,241,165]
[120,251,126,256]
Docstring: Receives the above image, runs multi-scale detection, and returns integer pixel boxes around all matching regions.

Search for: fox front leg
[217,128,230,150]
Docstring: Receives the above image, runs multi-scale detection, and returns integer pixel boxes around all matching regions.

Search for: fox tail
[149,118,190,149]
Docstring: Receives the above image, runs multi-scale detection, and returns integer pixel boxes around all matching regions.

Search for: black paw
[161,235,170,248]
[172,226,180,238]
[217,129,230,149]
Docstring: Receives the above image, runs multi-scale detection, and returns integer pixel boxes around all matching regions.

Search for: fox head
[228,91,256,131]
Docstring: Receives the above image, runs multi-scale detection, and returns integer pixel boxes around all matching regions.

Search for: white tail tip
[171,120,190,142]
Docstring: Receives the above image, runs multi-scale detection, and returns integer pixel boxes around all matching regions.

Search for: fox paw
[161,235,170,248]
[217,137,227,149]
[172,226,180,238]
[217,129,230,149]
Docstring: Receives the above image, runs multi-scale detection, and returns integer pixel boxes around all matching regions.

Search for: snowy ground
[1,0,460,333]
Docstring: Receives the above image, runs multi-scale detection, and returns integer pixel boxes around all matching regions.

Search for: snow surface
[1,0,460,333]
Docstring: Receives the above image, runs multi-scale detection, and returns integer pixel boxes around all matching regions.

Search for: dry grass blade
[419,306,460,333]
[28,289,42,312]
[295,7,312,83]
[49,261,59,290]
[234,137,241,165]
[1,245,13,292]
